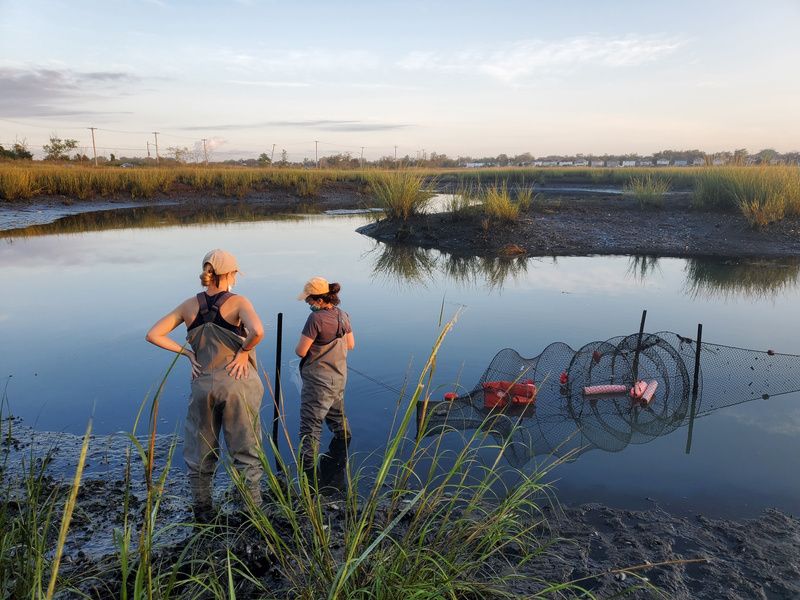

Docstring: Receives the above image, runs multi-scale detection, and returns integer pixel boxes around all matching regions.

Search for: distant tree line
[2,136,799,168]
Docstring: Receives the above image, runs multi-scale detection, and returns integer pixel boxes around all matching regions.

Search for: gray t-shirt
[301,307,352,345]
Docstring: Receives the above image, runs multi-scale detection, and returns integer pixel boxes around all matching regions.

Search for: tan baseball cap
[202,249,239,275]
[297,276,329,300]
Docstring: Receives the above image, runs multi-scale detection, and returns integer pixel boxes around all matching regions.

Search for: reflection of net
[419,331,800,468]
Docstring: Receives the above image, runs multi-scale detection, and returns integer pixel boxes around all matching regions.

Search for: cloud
[725,407,800,436]
[398,35,685,83]
[179,119,410,132]
[0,66,139,117]
[227,79,311,87]
[219,48,379,72]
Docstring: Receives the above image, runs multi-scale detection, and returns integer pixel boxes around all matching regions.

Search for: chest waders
[184,298,264,512]
[299,309,351,469]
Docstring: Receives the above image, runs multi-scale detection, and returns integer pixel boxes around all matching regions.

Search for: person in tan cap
[146,249,265,520]
[295,276,355,475]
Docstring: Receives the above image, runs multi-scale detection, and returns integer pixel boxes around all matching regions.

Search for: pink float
[640,381,659,405]
[583,384,628,396]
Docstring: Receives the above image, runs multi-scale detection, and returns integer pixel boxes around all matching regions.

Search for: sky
[1,0,799,161]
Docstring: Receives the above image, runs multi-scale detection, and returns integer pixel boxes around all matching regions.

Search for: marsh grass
[0,164,369,202]
[483,183,521,221]
[624,174,671,208]
[369,170,432,219]
[693,166,800,227]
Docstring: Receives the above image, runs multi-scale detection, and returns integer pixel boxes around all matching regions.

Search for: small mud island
[358,191,800,260]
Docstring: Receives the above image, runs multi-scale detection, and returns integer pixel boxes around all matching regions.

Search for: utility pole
[271,143,276,163]
[201,138,208,165]
[88,127,98,166]
[146,140,151,158]
[152,131,160,164]
[314,140,319,168]
[394,145,398,162]
[360,146,365,169]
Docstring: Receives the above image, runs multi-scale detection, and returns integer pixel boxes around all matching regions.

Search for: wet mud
[3,421,798,599]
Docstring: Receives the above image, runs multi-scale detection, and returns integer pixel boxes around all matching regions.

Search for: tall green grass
[693,166,800,227]
[369,170,432,220]
[623,174,671,208]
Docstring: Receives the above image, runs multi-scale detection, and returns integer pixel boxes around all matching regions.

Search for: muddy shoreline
[359,195,800,260]
[3,423,798,598]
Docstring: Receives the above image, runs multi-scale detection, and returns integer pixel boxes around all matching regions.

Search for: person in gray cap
[295,276,355,474]
[146,249,265,520]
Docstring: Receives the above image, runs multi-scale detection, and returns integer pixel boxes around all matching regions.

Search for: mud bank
[3,422,798,599]
[358,195,800,259]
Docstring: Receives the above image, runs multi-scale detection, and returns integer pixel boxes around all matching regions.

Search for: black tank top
[187,292,246,337]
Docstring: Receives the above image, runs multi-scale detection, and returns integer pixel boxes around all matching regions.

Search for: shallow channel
[2,208,799,519]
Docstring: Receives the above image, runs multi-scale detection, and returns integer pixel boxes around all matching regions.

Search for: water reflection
[369,242,529,291]
[683,257,800,300]
[419,330,800,468]
[0,201,324,238]
[625,255,661,283]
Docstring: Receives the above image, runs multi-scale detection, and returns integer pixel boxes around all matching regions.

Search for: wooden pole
[273,312,283,471]
[152,131,160,164]
[201,138,208,165]
[685,323,703,454]
[632,309,647,381]
[88,127,98,166]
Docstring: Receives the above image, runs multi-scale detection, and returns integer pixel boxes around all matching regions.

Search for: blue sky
[1,0,799,160]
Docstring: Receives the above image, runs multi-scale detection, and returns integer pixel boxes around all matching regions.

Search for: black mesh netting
[418,331,800,468]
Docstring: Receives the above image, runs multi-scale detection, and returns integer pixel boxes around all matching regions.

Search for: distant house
[674,160,688,167]
[464,162,486,168]
[558,161,574,167]
[692,158,705,166]
[712,158,725,166]
[656,159,670,167]
[606,160,621,168]
[590,160,605,167]
[621,160,637,167]
[574,159,589,167]
[542,161,558,167]
[533,160,544,167]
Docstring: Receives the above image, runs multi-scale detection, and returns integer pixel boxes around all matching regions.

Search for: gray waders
[299,333,350,469]
[185,322,264,512]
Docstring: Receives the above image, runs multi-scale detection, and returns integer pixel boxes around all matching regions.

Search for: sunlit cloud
[398,35,685,83]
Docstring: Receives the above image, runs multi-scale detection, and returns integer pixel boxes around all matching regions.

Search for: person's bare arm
[146,299,201,378]
[345,331,355,351]
[295,335,314,358]
[225,297,265,379]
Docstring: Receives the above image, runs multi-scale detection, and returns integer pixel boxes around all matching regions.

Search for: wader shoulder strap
[196,292,234,324]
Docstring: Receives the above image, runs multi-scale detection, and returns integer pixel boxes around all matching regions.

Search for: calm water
[2,209,800,518]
